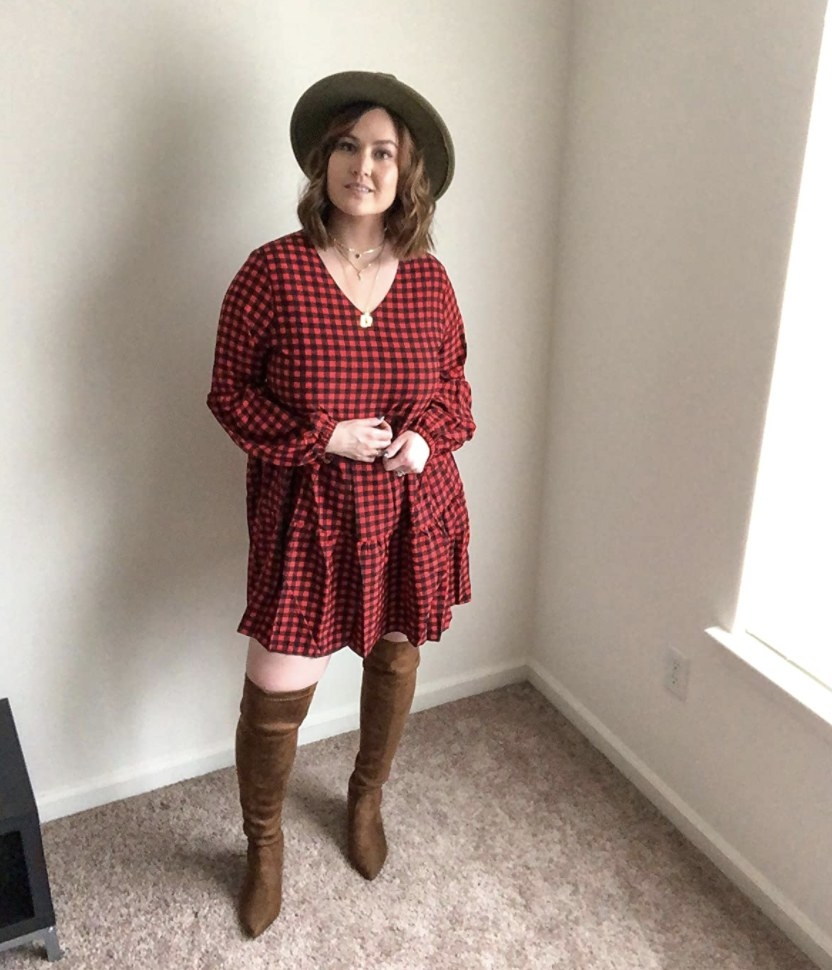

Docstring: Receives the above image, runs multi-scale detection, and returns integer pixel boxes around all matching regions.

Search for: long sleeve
[206,249,338,466]
[409,272,476,456]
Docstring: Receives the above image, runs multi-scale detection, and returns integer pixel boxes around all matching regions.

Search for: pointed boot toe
[239,840,284,938]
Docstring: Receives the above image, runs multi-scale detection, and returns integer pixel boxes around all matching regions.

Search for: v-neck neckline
[304,233,402,318]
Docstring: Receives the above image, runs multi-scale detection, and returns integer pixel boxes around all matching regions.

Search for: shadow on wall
[51,47,272,770]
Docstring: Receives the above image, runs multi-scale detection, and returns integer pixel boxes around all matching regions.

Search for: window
[733,12,831,692]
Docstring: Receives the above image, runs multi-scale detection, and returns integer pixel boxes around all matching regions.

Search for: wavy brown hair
[297,102,435,259]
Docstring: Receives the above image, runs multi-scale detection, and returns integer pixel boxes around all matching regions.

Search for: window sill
[705,626,832,739]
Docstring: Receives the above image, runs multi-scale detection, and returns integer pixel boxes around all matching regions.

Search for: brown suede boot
[347,638,420,880]
[235,676,316,938]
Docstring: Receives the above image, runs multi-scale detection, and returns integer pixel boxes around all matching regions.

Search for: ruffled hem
[239,491,471,657]
[239,452,471,657]
[238,589,472,658]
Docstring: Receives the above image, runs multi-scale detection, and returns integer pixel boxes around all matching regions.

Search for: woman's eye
[336,140,356,152]
[375,150,393,160]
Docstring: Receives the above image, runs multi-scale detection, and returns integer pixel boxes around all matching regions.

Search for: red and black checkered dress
[207,230,475,657]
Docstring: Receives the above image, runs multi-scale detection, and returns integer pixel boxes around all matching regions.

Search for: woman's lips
[346,183,372,194]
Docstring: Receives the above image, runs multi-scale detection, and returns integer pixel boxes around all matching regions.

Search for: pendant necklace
[332,242,385,329]
[358,249,384,329]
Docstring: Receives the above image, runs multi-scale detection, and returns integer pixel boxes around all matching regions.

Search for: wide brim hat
[290,71,455,200]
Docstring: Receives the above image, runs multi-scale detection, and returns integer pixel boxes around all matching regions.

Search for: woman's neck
[326,213,386,253]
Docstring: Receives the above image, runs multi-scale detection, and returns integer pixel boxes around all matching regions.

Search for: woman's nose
[352,149,371,176]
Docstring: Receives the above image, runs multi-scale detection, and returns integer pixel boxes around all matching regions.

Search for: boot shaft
[236,677,317,845]
[352,639,420,792]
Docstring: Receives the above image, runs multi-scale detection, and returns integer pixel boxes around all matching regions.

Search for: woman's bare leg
[380,631,409,643]
[245,637,332,692]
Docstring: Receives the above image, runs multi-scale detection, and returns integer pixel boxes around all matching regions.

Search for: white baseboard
[37,743,236,824]
[527,658,832,970]
[36,659,527,824]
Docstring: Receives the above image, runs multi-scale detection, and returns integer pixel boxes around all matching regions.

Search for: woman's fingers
[383,440,411,474]
[355,418,391,459]
[365,418,392,447]
[383,435,405,458]
[382,431,429,475]
[328,417,400,462]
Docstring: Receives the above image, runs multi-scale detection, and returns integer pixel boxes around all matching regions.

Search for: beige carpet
[0,684,817,969]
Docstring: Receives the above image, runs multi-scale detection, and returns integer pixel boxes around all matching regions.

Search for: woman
[207,71,475,938]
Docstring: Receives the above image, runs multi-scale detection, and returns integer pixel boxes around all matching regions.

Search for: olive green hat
[290,71,455,199]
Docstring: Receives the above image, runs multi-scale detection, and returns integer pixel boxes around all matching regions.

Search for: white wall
[532,0,832,963]
[5,0,830,964]
[0,0,569,818]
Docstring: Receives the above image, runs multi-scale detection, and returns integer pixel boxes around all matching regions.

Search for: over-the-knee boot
[235,676,316,938]
[347,638,420,880]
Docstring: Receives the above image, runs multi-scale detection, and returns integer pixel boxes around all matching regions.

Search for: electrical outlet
[664,647,690,700]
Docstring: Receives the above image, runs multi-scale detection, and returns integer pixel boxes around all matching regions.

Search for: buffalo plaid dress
[207,231,475,657]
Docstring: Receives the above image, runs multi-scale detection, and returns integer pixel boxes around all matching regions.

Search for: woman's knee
[381,631,409,643]
[245,638,331,692]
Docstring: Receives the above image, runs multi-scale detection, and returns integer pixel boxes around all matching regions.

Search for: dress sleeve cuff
[312,409,339,464]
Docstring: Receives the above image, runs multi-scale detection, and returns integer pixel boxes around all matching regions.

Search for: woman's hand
[382,431,430,477]
[325,417,393,463]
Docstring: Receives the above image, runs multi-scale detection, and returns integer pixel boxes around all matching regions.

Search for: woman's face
[326,107,400,221]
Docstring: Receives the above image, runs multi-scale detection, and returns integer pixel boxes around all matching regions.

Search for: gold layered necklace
[329,232,386,279]
[330,240,385,329]
[331,236,385,258]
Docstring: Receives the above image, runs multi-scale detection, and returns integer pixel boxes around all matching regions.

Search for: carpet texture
[0,684,817,969]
